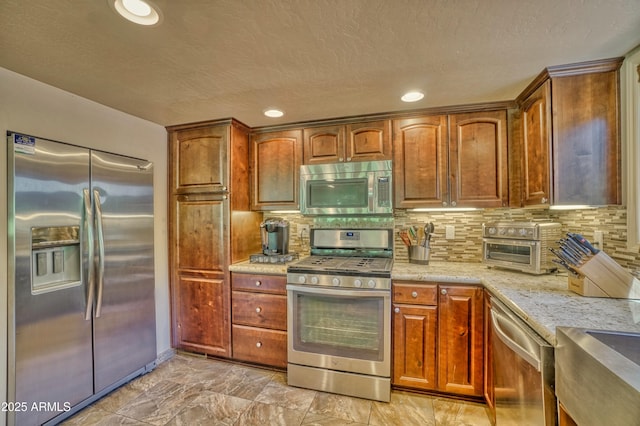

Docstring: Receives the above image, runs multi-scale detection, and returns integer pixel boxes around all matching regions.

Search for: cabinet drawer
[393,282,438,305]
[232,273,286,294]
[232,325,287,368]
[232,291,287,330]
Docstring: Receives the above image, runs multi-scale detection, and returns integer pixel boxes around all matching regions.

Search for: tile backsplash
[265,206,640,272]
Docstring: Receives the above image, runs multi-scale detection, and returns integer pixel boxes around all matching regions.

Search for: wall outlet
[297,224,310,238]
[594,230,604,249]
[445,225,455,240]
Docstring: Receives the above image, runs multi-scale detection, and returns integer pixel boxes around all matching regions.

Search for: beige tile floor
[62,353,492,425]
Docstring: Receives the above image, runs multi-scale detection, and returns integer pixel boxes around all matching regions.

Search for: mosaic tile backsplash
[264,206,640,273]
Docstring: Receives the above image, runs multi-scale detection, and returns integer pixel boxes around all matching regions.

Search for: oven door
[483,238,540,273]
[287,284,391,377]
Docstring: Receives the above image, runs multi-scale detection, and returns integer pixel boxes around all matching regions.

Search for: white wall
[0,67,170,423]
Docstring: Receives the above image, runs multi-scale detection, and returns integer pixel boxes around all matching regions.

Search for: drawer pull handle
[411,291,418,298]
[256,342,262,348]
[255,307,262,313]
[255,281,261,287]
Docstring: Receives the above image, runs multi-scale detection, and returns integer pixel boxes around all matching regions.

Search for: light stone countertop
[229,259,640,345]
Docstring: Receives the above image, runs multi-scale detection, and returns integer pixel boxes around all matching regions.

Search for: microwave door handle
[368,174,375,212]
[490,308,542,371]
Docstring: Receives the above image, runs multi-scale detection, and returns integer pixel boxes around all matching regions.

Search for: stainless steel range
[286,228,393,402]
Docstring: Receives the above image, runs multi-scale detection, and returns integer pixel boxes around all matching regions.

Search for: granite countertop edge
[230,259,640,345]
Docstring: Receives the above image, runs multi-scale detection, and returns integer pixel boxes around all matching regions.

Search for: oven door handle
[490,307,541,371]
[286,284,390,298]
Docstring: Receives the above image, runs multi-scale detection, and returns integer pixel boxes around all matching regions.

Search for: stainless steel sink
[556,327,640,426]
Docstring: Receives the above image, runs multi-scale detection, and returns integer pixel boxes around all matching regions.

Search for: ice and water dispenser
[31,225,81,293]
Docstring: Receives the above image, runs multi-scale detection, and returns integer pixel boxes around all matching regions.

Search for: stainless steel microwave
[299,160,393,215]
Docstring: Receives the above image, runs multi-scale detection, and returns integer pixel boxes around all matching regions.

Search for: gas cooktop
[289,255,393,274]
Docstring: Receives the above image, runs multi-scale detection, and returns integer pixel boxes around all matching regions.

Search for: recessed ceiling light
[111,0,162,26]
[264,109,284,118]
[401,91,425,102]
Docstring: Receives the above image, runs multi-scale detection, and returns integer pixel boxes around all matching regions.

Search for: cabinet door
[393,115,448,208]
[169,125,228,194]
[251,130,302,210]
[552,70,621,205]
[438,285,484,396]
[171,195,230,355]
[175,274,230,357]
[521,81,552,207]
[450,110,508,208]
[175,196,227,273]
[346,120,392,162]
[303,125,345,164]
[392,304,438,390]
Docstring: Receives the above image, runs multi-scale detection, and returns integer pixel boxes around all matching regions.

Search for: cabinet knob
[255,281,262,287]
[441,289,447,295]
[451,201,457,207]
[442,201,448,207]
[394,307,400,313]
[256,342,262,348]
[255,307,262,313]
[541,197,548,203]
[346,157,351,162]
[339,157,344,162]
[222,186,227,191]
[411,291,418,298]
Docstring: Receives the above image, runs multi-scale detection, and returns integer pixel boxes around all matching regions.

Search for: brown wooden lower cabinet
[174,273,230,357]
[231,273,287,368]
[232,325,287,368]
[392,280,484,398]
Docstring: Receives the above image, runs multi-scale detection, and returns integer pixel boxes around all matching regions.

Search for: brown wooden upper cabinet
[303,120,392,164]
[169,125,229,194]
[250,129,303,210]
[516,58,622,207]
[393,110,508,209]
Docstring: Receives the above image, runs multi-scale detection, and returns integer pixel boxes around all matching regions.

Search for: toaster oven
[482,222,561,275]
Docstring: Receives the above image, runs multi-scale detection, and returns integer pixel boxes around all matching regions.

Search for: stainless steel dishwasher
[490,297,556,425]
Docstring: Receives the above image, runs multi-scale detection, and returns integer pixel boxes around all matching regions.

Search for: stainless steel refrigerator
[7,132,157,426]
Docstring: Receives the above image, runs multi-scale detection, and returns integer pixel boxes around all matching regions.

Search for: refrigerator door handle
[83,188,95,321]
[94,189,106,318]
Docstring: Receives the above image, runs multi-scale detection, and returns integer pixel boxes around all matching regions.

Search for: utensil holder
[409,245,430,265]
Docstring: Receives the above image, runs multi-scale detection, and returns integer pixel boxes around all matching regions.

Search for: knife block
[572,251,640,299]
[568,275,608,297]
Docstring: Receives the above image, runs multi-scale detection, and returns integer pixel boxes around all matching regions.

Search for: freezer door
[8,135,94,425]
[90,151,156,392]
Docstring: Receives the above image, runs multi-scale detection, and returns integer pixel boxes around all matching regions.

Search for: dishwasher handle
[491,306,542,371]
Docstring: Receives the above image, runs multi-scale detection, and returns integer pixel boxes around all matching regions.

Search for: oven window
[292,292,384,361]
[307,178,368,208]
[486,243,532,265]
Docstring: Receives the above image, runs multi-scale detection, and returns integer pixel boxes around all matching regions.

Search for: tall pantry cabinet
[167,119,262,357]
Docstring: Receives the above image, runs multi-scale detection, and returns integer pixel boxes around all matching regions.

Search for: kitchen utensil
[399,230,411,247]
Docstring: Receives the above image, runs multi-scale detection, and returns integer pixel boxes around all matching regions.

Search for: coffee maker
[260,217,290,256]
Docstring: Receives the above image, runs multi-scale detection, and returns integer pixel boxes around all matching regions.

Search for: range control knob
[332,277,341,286]
[310,276,319,285]
[367,279,376,288]
[298,275,306,284]
[353,279,363,288]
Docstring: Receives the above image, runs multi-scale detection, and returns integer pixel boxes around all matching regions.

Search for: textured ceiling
[1,0,640,128]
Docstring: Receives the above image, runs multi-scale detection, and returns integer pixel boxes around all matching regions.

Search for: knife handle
[567,233,599,254]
